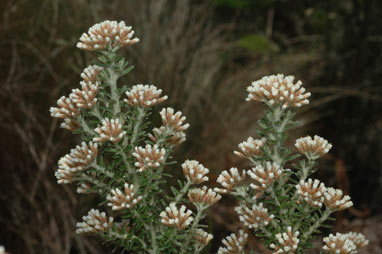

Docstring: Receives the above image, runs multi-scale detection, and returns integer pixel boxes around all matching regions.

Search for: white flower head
[76,209,113,234]
[217,230,248,254]
[295,135,332,159]
[106,183,143,210]
[77,20,139,51]
[132,144,166,172]
[160,203,193,230]
[182,160,209,184]
[246,74,311,109]
[270,226,300,254]
[323,233,357,254]
[93,118,126,143]
[125,84,168,108]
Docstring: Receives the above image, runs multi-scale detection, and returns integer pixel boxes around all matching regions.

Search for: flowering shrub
[50,20,369,254]
[215,74,369,254]
[50,21,218,254]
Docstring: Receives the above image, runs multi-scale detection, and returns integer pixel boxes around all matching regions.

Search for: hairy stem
[175,178,192,203]
[302,209,331,242]
[107,67,121,117]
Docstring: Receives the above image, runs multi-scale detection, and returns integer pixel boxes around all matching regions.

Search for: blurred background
[0,0,381,253]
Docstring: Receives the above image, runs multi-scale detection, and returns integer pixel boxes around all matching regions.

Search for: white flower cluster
[93,118,126,143]
[295,179,326,208]
[323,233,356,254]
[234,137,266,159]
[50,65,102,131]
[344,232,369,249]
[324,187,353,211]
[193,229,214,246]
[70,80,99,109]
[125,84,168,108]
[106,183,143,210]
[235,202,275,230]
[50,96,80,119]
[151,107,189,146]
[80,65,103,83]
[246,74,311,109]
[0,246,6,254]
[160,203,193,230]
[215,167,246,193]
[217,230,248,254]
[55,142,98,184]
[76,209,113,234]
[270,226,300,254]
[159,107,190,132]
[248,162,285,198]
[182,160,209,184]
[188,186,221,206]
[132,144,166,172]
[77,20,139,51]
[295,135,332,160]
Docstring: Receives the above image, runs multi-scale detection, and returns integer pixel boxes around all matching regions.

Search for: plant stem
[107,67,121,117]
[148,224,158,254]
[130,107,145,146]
[302,209,331,242]
[79,116,95,135]
[300,159,315,181]
[180,206,205,254]
[175,179,191,203]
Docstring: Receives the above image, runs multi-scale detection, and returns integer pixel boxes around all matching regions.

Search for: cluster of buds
[125,84,168,108]
[215,167,246,194]
[93,118,126,143]
[76,182,93,194]
[270,227,300,254]
[70,65,103,109]
[188,186,221,207]
[70,80,99,109]
[77,20,139,51]
[80,65,103,83]
[323,233,357,254]
[76,209,113,234]
[55,142,98,184]
[160,203,193,230]
[295,179,326,208]
[159,107,190,132]
[182,160,209,184]
[295,135,332,160]
[324,188,353,211]
[235,203,275,230]
[193,229,214,247]
[234,137,266,159]
[60,118,81,131]
[248,162,285,198]
[151,108,189,146]
[344,232,369,249]
[50,65,102,131]
[217,230,248,254]
[150,107,189,146]
[106,183,143,210]
[246,74,311,109]
[50,96,80,119]
[50,96,81,131]
[132,144,166,172]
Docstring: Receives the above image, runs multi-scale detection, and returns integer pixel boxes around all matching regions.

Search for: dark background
[0,0,381,253]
